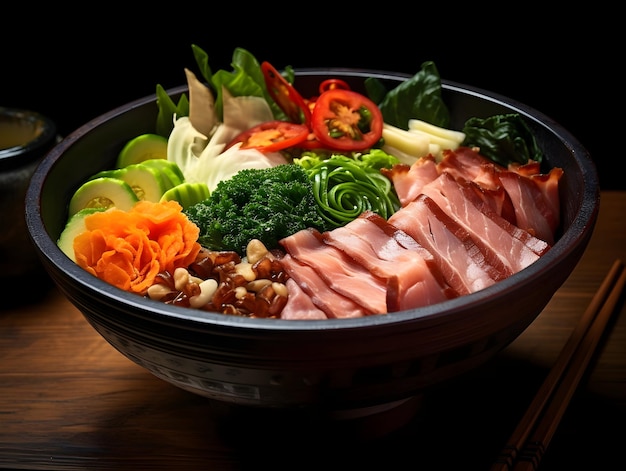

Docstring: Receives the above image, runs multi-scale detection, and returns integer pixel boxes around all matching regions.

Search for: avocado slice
[57,207,107,262]
[160,182,210,210]
[116,133,168,168]
[68,177,139,217]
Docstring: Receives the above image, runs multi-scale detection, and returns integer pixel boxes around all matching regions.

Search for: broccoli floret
[184,164,332,254]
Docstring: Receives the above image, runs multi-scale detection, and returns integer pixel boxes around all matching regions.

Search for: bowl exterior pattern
[26,71,600,411]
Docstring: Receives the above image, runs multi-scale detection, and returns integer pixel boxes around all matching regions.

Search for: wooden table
[2,191,625,470]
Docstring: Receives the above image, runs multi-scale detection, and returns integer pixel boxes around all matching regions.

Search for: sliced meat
[498,170,560,245]
[463,178,517,224]
[420,172,549,272]
[388,194,510,295]
[509,159,562,220]
[322,211,458,311]
[526,167,563,230]
[280,229,387,314]
[437,147,516,222]
[437,147,561,245]
[280,253,369,319]
[280,278,328,320]
[437,146,506,190]
[381,154,439,206]
[508,160,542,177]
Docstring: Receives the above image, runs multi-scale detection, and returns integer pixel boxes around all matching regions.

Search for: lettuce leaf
[193,46,285,122]
[156,46,287,136]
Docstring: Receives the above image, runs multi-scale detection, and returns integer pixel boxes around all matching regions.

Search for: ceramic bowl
[1,107,57,290]
[25,69,599,418]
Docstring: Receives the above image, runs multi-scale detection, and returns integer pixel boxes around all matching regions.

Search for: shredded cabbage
[167,88,288,191]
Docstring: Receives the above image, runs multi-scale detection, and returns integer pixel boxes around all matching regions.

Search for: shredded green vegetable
[295,150,401,228]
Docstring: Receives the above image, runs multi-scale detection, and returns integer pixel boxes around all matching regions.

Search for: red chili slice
[261,61,312,126]
[297,132,324,150]
[225,121,309,153]
[310,89,383,151]
[318,78,351,94]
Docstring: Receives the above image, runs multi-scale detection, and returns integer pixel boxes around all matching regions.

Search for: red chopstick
[490,259,626,471]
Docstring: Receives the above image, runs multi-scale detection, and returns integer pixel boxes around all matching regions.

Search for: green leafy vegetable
[295,149,401,228]
[155,84,189,138]
[365,61,451,130]
[156,46,286,136]
[191,44,213,85]
[190,46,285,122]
[184,164,331,254]
[461,113,544,166]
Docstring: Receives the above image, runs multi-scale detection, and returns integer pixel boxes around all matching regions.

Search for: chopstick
[490,258,626,471]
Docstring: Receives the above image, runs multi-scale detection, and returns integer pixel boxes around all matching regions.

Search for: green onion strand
[304,155,400,228]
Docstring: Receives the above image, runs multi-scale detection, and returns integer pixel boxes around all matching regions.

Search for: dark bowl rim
[0,107,57,154]
[26,68,600,332]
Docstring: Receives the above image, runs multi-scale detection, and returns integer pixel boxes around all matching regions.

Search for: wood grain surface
[1,191,624,470]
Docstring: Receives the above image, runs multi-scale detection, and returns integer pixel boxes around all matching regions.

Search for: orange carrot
[73,200,201,295]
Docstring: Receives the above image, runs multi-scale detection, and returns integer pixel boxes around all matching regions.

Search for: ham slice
[498,170,561,245]
[509,160,562,221]
[437,146,505,190]
[435,147,516,222]
[382,147,563,243]
[420,172,550,272]
[280,253,369,319]
[388,194,510,295]
[280,229,387,314]
[437,147,562,244]
[322,211,458,311]
[380,154,439,206]
[280,278,328,320]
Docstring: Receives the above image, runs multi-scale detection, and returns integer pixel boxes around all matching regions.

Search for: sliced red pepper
[225,120,309,153]
[310,89,383,152]
[303,80,351,116]
[298,132,325,150]
[261,61,312,126]
[318,78,351,94]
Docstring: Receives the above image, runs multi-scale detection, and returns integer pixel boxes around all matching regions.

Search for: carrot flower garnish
[73,200,201,295]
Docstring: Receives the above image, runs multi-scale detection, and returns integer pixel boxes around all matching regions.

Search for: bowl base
[210,395,424,442]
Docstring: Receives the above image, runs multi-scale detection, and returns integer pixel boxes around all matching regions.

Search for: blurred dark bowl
[25,69,599,418]
[1,107,58,291]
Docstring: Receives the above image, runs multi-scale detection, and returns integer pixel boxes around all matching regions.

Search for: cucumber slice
[57,207,107,262]
[117,163,174,202]
[160,182,210,210]
[89,169,120,180]
[116,133,168,168]
[68,177,139,217]
[139,159,185,187]
[88,161,179,201]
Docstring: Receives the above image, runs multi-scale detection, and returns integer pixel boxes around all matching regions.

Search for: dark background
[2,10,618,189]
